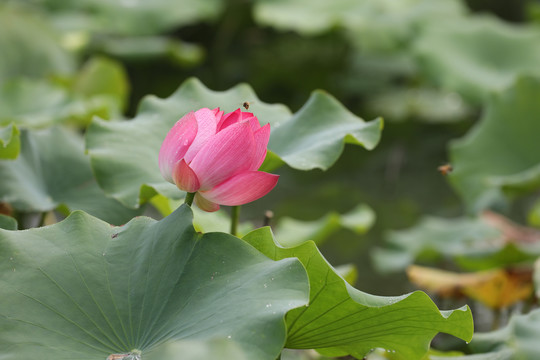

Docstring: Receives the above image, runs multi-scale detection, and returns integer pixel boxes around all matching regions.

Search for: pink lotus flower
[159,107,279,212]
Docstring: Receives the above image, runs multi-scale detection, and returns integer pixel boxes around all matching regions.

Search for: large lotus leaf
[253,0,464,42]
[0,79,72,128]
[373,215,540,273]
[0,205,309,359]
[0,123,20,159]
[0,127,141,225]
[0,79,108,129]
[243,227,473,360]
[449,76,540,213]
[415,16,540,103]
[0,57,128,129]
[431,309,540,360]
[0,4,75,82]
[367,88,471,123]
[267,90,382,171]
[86,77,381,208]
[38,0,223,36]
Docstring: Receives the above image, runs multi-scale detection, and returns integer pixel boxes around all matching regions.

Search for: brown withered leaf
[0,202,12,216]
[407,265,533,309]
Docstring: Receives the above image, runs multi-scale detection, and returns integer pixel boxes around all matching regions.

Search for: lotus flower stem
[184,192,195,207]
[231,205,240,236]
[263,210,274,227]
[38,211,47,227]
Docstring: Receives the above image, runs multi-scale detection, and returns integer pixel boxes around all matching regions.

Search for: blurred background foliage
[2,0,540,350]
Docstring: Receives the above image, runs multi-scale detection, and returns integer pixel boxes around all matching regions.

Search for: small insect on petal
[242,101,256,110]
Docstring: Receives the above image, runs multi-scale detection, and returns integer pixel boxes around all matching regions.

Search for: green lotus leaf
[86,77,381,208]
[273,204,375,247]
[0,205,309,359]
[267,90,382,171]
[72,56,129,114]
[373,215,540,273]
[374,216,500,272]
[253,0,465,43]
[449,76,540,213]
[0,56,128,129]
[93,36,204,66]
[431,309,540,360]
[0,127,141,225]
[0,79,72,128]
[37,0,223,36]
[0,79,101,129]
[415,16,540,103]
[334,263,358,286]
[0,4,75,82]
[243,227,473,360]
[0,214,17,230]
[0,123,20,159]
[367,87,472,123]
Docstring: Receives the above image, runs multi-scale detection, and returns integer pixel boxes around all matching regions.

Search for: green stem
[184,192,195,207]
[263,210,274,227]
[230,206,240,236]
[38,211,47,227]
[13,210,24,230]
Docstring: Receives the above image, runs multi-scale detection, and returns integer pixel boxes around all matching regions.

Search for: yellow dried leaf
[407,265,532,309]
